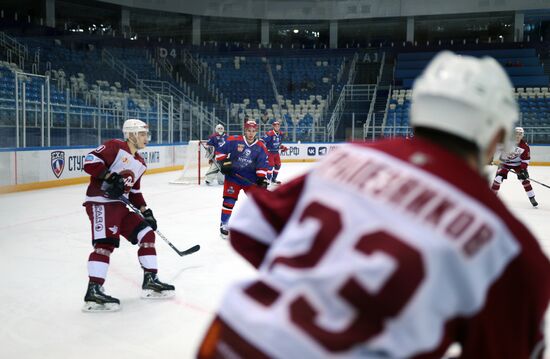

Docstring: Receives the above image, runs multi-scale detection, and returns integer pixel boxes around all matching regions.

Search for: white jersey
[499,139,530,168]
[83,139,147,206]
[208,138,550,359]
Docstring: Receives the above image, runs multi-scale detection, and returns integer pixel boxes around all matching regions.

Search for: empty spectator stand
[199,51,347,141]
[395,48,549,88]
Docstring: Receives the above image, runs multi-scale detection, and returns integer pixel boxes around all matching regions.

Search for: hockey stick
[509,169,550,189]
[118,196,200,257]
[212,159,262,187]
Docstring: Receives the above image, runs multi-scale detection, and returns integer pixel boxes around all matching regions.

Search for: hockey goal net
[171,140,212,185]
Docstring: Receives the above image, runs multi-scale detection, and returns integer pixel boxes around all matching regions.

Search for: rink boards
[2,142,550,194]
[0,142,345,193]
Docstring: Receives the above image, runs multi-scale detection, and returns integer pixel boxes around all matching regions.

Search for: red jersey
[83,139,147,208]
[214,137,550,358]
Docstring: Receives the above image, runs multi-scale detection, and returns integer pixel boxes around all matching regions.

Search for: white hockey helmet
[515,126,524,142]
[122,119,150,140]
[215,124,225,135]
[411,51,518,154]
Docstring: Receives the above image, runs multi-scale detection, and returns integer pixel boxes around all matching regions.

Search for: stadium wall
[2,142,550,194]
[99,0,548,20]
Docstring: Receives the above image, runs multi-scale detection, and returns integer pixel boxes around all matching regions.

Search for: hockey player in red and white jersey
[491,126,538,207]
[197,52,550,358]
[82,119,174,312]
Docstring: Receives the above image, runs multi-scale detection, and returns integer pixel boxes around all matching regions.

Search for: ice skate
[141,272,175,299]
[220,223,229,240]
[269,179,281,189]
[529,196,538,207]
[82,282,120,312]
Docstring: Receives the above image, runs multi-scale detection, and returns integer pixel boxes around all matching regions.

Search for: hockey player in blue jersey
[205,124,228,185]
[262,120,288,185]
[215,120,269,239]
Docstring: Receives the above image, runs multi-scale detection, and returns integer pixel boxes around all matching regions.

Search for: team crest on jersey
[119,169,136,192]
[243,149,251,157]
[51,151,65,178]
[237,144,244,152]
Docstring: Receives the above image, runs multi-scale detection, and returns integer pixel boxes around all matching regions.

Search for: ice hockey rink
[2,162,550,359]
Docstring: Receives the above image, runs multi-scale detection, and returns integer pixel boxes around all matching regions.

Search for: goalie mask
[215,124,225,135]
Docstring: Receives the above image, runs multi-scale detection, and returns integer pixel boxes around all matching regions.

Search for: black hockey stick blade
[177,244,201,256]
[205,168,220,177]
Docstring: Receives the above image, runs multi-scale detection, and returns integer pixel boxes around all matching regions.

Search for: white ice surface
[1,163,549,359]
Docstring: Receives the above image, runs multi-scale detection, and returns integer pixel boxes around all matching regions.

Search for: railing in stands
[0,32,29,70]
[364,52,386,139]
[326,53,359,141]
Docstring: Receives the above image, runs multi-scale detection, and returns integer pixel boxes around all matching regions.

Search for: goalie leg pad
[216,172,225,185]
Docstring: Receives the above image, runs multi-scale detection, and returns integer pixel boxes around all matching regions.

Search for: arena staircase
[102,49,220,141]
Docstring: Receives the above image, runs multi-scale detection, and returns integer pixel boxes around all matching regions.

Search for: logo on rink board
[51,151,65,178]
[138,150,161,164]
[280,146,300,157]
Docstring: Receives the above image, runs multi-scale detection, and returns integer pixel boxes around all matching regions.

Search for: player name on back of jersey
[318,148,494,257]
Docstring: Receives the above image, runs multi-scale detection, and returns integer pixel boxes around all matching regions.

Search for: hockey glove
[103,172,125,199]
[256,177,269,189]
[142,208,158,230]
[280,145,288,152]
[218,160,232,175]
[517,169,529,180]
